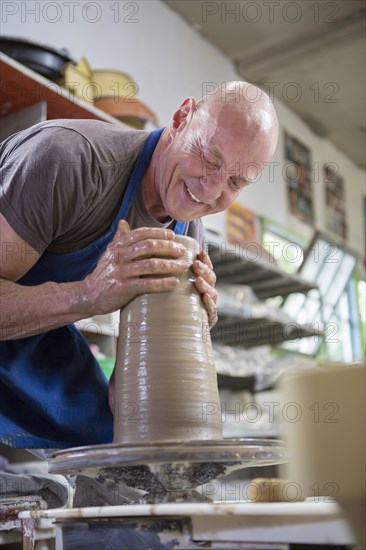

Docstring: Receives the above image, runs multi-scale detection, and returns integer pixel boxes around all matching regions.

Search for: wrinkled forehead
[192,106,272,181]
[200,101,257,142]
[199,111,256,159]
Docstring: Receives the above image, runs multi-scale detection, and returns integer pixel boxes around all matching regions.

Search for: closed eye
[229,177,249,191]
[202,154,220,171]
[229,179,241,190]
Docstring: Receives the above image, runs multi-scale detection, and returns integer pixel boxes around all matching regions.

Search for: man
[0,81,278,449]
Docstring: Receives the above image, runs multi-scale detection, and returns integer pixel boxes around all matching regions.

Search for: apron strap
[111,127,188,235]
[174,221,188,235]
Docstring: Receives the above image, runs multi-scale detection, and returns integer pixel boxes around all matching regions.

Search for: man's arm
[0,214,96,339]
[0,217,188,340]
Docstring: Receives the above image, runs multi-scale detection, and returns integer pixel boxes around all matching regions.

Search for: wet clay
[113,236,223,444]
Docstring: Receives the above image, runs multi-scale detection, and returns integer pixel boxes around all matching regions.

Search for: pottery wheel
[49,439,287,504]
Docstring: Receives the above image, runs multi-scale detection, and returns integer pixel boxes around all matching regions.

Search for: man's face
[155,103,275,222]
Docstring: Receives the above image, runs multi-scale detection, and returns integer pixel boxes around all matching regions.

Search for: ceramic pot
[93,69,137,99]
[95,97,159,129]
[113,236,222,444]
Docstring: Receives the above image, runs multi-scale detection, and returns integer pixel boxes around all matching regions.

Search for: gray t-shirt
[0,119,205,256]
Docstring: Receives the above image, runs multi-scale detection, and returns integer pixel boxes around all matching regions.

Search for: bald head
[195,81,278,157]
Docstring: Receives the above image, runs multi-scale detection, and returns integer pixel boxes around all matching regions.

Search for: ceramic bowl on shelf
[93,69,138,99]
[62,57,95,102]
[95,96,159,129]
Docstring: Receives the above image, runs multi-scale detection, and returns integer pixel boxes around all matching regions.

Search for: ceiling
[163,0,366,169]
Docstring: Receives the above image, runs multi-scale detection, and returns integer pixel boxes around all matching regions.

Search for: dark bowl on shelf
[0,36,74,80]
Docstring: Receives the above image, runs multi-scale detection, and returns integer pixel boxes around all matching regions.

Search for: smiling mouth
[185,183,204,204]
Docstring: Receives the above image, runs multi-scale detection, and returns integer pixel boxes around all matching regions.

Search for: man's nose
[200,173,225,203]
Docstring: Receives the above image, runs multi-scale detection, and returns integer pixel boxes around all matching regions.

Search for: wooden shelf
[0,52,128,125]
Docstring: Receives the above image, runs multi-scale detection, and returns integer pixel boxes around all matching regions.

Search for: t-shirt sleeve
[0,126,96,254]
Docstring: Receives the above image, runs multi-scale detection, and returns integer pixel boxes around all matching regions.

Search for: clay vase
[113,236,222,444]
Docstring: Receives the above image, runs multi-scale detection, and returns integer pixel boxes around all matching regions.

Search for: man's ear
[170,97,197,136]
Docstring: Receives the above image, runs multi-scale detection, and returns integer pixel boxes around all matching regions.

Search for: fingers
[195,275,218,302]
[125,238,187,261]
[132,276,180,294]
[197,249,213,269]
[109,223,187,264]
[202,292,218,327]
[86,224,191,315]
[192,259,217,287]
[115,219,131,237]
[118,223,176,244]
[193,250,218,327]
[126,258,189,278]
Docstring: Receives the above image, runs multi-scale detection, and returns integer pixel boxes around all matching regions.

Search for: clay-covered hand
[83,220,188,315]
[192,250,218,327]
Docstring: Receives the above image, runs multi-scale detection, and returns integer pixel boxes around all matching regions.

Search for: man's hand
[192,250,218,327]
[83,220,188,315]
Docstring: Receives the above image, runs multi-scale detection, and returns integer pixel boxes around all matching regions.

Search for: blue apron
[0,128,187,448]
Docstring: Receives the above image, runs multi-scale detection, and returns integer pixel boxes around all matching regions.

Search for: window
[262,223,363,361]
[262,220,305,275]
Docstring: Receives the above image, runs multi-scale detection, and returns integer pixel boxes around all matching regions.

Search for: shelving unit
[206,234,323,405]
[208,243,317,299]
[208,239,321,347]
[211,315,320,347]
[0,52,127,124]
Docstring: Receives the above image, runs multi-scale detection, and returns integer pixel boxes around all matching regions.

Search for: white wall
[3,0,365,257]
